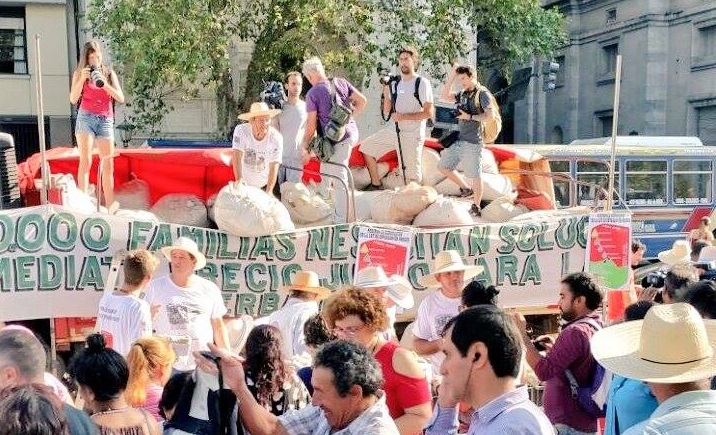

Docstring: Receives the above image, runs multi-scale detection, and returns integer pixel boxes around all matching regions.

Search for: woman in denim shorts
[69,41,124,211]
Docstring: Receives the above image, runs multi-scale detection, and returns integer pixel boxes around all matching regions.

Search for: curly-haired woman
[243,325,310,417]
[323,288,432,435]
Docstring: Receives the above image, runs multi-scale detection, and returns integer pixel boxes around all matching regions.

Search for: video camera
[261,81,286,110]
[641,270,667,289]
[377,65,399,86]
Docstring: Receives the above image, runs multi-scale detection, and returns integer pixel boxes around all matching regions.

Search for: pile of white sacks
[60,142,534,236]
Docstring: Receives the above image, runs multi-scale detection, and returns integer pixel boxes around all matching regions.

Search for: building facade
[0,0,71,162]
[515,0,716,145]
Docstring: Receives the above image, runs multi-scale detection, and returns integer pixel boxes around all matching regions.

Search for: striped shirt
[425,386,555,435]
[278,392,399,435]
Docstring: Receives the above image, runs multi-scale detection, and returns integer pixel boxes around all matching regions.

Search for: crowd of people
[3,237,716,434]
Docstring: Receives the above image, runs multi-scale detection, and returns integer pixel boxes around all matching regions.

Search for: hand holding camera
[89,64,105,88]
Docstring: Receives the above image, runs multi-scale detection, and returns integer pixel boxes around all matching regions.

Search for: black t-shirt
[455,88,492,143]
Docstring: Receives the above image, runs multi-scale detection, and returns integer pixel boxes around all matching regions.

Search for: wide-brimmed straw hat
[657,240,691,266]
[591,303,716,383]
[354,266,414,309]
[237,102,281,121]
[282,270,331,300]
[160,237,206,271]
[418,250,484,288]
[226,315,254,353]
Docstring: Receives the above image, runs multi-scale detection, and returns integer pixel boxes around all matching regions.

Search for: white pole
[606,55,622,212]
[34,34,49,205]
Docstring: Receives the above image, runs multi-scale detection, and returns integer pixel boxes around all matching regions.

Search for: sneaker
[363,183,382,192]
[459,188,473,198]
[470,204,482,217]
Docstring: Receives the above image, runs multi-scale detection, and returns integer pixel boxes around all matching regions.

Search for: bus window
[625,160,667,206]
[576,160,618,206]
[673,160,713,205]
[550,160,571,207]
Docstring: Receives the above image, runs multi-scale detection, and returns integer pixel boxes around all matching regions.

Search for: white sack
[434,177,463,197]
[280,182,333,224]
[351,163,390,190]
[206,193,218,223]
[480,194,529,223]
[370,190,397,224]
[115,178,150,211]
[114,209,160,223]
[354,190,384,221]
[413,197,474,227]
[213,183,295,236]
[482,173,514,201]
[421,148,445,186]
[389,182,438,225]
[150,194,209,228]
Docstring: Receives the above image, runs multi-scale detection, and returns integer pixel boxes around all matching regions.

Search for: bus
[510,136,716,259]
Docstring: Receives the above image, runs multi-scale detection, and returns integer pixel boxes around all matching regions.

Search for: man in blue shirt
[591,303,716,435]
[425,305,554,434]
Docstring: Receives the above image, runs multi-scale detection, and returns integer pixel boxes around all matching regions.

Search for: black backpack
[389,76,424,109]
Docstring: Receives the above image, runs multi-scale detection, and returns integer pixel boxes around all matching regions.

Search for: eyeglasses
[332,324,366,337]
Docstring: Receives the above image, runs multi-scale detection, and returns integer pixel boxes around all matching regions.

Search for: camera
[641,270,667,289]
[89,66,104,88]
[199,350,221,364]
[261,81,286,110]
[377,65,399,86]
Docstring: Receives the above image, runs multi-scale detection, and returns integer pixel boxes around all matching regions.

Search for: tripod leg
[395,122,407,186]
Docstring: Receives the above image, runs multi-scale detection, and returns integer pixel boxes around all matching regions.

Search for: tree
[87,0,566,137]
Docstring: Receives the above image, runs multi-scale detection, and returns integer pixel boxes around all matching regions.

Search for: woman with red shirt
[69,41,124,211]
[324,287,432,435]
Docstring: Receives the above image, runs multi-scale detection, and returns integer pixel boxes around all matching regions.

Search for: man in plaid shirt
[196,340,399,434]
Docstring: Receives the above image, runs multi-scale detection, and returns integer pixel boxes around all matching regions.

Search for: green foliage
[87,0,566,136]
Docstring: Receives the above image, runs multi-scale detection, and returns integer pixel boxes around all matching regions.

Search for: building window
[606,8,617,24]
[0,7,27,74]
[599,115,613,137]
[699,25,716,58]
[602,44,618,76]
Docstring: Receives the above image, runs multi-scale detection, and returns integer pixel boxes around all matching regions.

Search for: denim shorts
[76,110,114,139]
[438,140,483,178]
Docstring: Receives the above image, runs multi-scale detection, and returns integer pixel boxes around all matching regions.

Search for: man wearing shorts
[439,64,496,217]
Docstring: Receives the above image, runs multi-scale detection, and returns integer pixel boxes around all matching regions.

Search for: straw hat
[591,303,716,383]
[226,315,254,354]
[282,270,331,300]
[657,240,691,266]
[160,237,206,271]
[697,246,716,263]
[237,102,281,121]
[354,266,414,309]
[418,250,484,288]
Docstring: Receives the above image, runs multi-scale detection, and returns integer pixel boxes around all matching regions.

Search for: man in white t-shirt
[412,250,483,377]
[361,46,434,189]
[144,237,229,371]
[96,249,159,357]
[275,71,307,184]
[232,102,283,194]
[267,270,330,361]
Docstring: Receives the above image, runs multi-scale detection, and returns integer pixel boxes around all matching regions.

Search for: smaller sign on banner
[355,226,413,279]
[585,212,632,291]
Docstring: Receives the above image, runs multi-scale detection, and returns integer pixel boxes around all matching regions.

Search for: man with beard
[275,71,307,184]
[512,272,604,435]
[361,46,434,189]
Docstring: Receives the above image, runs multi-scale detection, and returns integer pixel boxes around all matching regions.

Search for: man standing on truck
[144,237,229,372]
[412,250,483,380]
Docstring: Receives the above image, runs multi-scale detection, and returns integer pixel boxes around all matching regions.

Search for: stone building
[515,0,716,145]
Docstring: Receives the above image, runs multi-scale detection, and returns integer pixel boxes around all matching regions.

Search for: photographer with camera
[640,263,698,304]
[69,41,125,213]
[438,64,497,217]
[301,56,366,223]
[274,72,307,184]
[361,47,434,189]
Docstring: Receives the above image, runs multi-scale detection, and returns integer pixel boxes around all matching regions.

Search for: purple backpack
[564,318,607,418]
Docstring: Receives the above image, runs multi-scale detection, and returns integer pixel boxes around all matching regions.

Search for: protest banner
[0,205,588,321]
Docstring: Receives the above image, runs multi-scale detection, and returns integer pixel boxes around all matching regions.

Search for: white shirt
[412,289,461,374]
[96,292,152,357]
[276,101,307,162]
[267,297,319,359]
[144,274,228,371]
[393,76,433,136]
[232,123,283,188]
